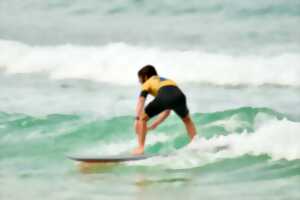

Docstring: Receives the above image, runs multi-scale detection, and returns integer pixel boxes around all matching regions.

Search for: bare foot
[132,147,144,155]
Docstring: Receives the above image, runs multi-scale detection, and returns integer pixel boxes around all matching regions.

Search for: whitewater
[1,40,300,86]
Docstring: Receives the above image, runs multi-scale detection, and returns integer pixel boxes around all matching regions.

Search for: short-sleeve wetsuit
[140,76,189,119]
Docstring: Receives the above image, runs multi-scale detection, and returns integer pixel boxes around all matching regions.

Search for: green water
[1,105,300,200]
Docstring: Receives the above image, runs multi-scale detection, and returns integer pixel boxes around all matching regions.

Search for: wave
[1,107,300,164]
[191,118,300,160]
[0,107,284,143]
[1,110,299,200]
[128,118,300,171]
[0,40,300,86]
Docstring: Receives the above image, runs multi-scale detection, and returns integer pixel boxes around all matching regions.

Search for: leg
[181,115,197,140]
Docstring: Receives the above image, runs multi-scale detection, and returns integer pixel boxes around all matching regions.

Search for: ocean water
[1,0,300,199]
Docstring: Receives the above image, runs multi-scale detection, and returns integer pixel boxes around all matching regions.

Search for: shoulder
[144,76,158,85]
[141,76,154,90]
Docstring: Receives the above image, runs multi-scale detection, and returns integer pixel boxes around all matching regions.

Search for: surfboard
[67,154,156,163]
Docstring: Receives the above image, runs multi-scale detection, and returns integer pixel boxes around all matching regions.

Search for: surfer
[133,65,197,155]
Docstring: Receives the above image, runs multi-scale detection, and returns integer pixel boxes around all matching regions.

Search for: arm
[136,96,146,119]
[134,96,147,153]
[149,110,171,130]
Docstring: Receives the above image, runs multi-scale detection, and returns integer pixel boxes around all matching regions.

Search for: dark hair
[138,65,158,83]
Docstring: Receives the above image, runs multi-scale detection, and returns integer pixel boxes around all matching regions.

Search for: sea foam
[1,39,299,86]
[128,118,300,169]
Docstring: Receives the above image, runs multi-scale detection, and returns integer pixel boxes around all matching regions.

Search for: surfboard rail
[67,154,156,163]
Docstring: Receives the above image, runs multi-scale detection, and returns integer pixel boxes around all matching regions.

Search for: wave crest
[1,40,300,86]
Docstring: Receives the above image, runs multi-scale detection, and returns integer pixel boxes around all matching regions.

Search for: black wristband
[135,116,140,120]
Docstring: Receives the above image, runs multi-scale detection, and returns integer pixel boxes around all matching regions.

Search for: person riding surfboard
[133,65,197,155]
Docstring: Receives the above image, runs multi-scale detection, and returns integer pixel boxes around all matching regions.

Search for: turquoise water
[1,0,300,199]
[0,75,300,200]
[1,104,300,199]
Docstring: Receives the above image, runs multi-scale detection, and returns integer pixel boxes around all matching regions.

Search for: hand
[148,123,157,131]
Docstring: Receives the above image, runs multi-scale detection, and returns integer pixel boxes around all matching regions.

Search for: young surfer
[133,65,197,155]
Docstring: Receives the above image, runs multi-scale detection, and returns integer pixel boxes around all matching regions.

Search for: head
[138,65,158,84]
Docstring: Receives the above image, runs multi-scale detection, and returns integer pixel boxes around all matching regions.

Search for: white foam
[1,39,300,86]
[129,118,300,169]
[189,118,300,160]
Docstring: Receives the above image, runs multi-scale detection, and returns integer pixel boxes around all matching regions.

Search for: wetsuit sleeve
[140,90,148,98]
[140,81,150,98]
